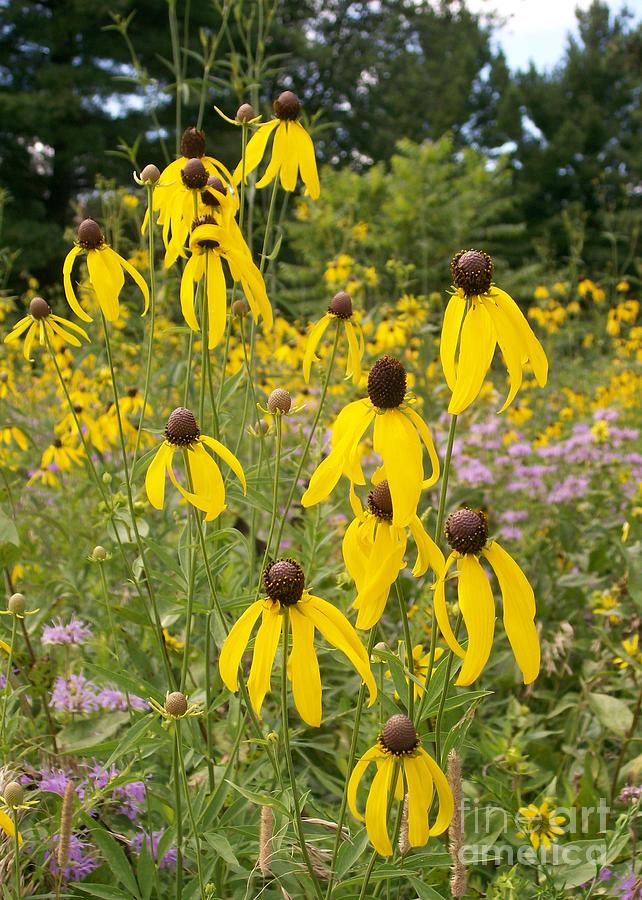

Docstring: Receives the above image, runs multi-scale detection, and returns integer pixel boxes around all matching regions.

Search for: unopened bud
[232,298,250,318]
[140,164,161,184]
[236,103,255,123]
[7,593,25,615]
[267,389,291,414]
[3,782,24,808]
[29,297,51,320]
[92,546,108,561]
[165,691,188,717]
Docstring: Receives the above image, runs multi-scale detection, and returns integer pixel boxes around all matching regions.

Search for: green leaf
[105,714,156,768]
[0,509,20,567]
[588,693,633,737]
[74,886,132,900]
[137,834,154,900]
[406,876,446,899]
[87,824,142,898]
[202,831,239,867]
[225,780,291,817]
[57,712,129,753]
[335,827,370,877]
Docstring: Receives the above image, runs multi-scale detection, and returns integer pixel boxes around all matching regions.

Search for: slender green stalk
[133,183,157,467]
[168,0,183,155]
[0,615,17,751]
[280,609,324,900]
[97,563,120,665]
[395,580,414,719]
[275,322,341,550]
[415,413,458,725]
[259,177,279,275]
[173,727,183,899]
[325,626,378,900]
[13,807,20,898]
[176,721,206,899]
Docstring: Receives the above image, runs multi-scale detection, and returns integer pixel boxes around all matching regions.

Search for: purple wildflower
[96,689,147,712]
[616,865,642,900]
[130,829,177,870]
[42,616,92,646]
[51,674,100,713]
[46,832,99,882]
[619,785,642,803]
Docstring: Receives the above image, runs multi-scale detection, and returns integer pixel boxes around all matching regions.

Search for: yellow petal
[419,748,455,835]
[492,287,548,386]
[440,293,467,390]
[293,121,320,199]
[342,516,368,590]
[448,300,496,414]
[408,516,445,578]
[344,320,362,385]
[302,594,377,704]
[434,553,466,658]
[279,122,299,192]
[347,746,380,822]
[289,607,322,726]
[303,314,332,383]
[48,319,81,347]
[404,755,431,847]
[188,443,226,518]
[483,542,539,684]
[206,252,228,349]
[219,600,264,690]
[87,248,122,321]
[373,410,422,527]
[107,246,150,315]
[483,297,525,412]
[180,254,202,332]
[22,322,38,361]
[145,442,173,509]
[247,605,282,716]
[353,523,405,629]
[365,756,395,856]
[5,316,33,344]
[0,808,22,845]
[200,435,247,494]
[63,245,93,322]
[455,555,496,686]
[233,119,279,184]
[403,407,440,489]
[256,121,287,190]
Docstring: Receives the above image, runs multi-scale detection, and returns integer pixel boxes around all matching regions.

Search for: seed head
[92,546,108,561]
[140,164,161,184]
[3,781,24,808]
[264,559,305,606]
[367,356,407,409]
[236,103,256,123]
[181,158,209,190]
[180,127,206,159]
[451,250,493,297]
[7,593,25,615]
[329,291,353,319]
[232,298,249,318]
[77,218,104,251]
[29,297,50,320]
[164,407,200,446]
[274,90,301,121]
[445,508,488,555]
[165,691,188,717]
[367,480,393,521]
[267,389,292,415]
[380,714,419,755]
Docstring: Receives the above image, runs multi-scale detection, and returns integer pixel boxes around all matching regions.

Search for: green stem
[395,580,414,719]
[173,727,183,899]
[259,177,279,274]
[0,615,17,753]
[13,807,20,898]
[176,721,206,899]
[280,609,324,900]
[168,0,182,155]
[325,626,377,900]
[133,183,157,468]
[97,563,120,665]
[274,321,341,550]
[415,413,458,726]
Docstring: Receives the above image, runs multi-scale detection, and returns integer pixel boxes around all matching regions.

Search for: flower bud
[232,298,249,318]
[140,164,161,185]
[236,103,256,123]
[3,781,24,808]
[92,546,108,561]
[165,692,188,717]
[267,389,292,415]
[29,297,51,320]
[7,593,25,615]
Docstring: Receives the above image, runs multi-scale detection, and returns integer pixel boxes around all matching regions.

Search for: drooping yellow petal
[484,298,525,413]
[180,254,202,333]
[289,606,322,727]
[87,249,122,321]
[50,315,89,338]
[206,252,228,349]
[302,594,376,704]
[440,292,467,390]
[63,245,92,322]
[279,122,299,192]
[456,555,496,686]
[365,756,395,856]
[4,316,32,344]
[233,119,279,184]
[188,443,226,520]
[403,407,440,489]
[373,410,422,528]
[200,435,247,494]
[347,747,380,822]
[491,287,548,387]
[0,808,22,846]
[408,516,445,578]
[483,542,539,684]
[434,553,466,658]
[303,314,333,383]
[342,516,368,590]
[293,121,320,199]
[353,523,406,630]
[256,121,287,190]
[404,755,432,847]
[448,300,496,414]
[48,319,82,347]
[145,442,174,509]
[247,605,282,716]
[218,600,264,691]
[22,322,38,361]
[419,748,455,835]
[344,319,362,385]
[106,246,150,315]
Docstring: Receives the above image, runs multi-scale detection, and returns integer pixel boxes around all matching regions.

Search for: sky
[467,0,642,70]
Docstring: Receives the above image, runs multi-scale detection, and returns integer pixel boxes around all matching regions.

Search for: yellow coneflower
[348,714,453,856]
[301,356,440,527]
[435,508,540,686]
[219,558,376,727]
[343,480,444,629]
[40,437,84,472]
[180,216,272,349]
[4,297,89,361]
[63,219,149,323]
[303,291,364,386]
[516,800,565,850]
[145,407,246,521]
[233,91,320,199]
[440,250,548,414]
